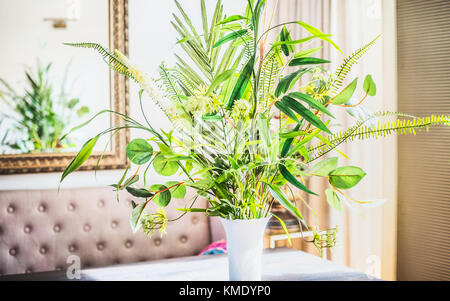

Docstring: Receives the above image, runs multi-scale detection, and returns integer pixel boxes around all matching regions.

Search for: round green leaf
[126,139,153,165]
[328,166,366,190]
[166,181,187,199]
[310,157,338,177]
[150,184,171,207]
[363,75,377,96]
[152,153,179,176]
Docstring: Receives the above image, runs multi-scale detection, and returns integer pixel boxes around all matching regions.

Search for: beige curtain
[266,0,398,280]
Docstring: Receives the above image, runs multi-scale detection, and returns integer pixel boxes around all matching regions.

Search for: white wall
[0,0,244,190]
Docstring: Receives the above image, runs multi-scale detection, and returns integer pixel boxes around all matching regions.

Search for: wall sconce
[44,0,81,29]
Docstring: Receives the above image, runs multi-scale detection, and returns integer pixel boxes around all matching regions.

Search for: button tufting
[38,204,46,212]
[124,240,133,248]
[7,205,15,213]
[83,224,91,232]
[67,203,76,211]
[25,268,33,274]
[40,246,48,254]
[114,259,121,264]
[97,242,105,251]
[53,224,61,233]
[154,238,162,246]
[9,248,17,256]
[24,225,32,234]
[68,244,77,253]
[56,266,63,271]
[111,221,118,229]
[192,217,199,224]
[97,200,105,208]
[180,235,188,243]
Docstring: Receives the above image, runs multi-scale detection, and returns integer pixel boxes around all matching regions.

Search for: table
[1,248,379,281]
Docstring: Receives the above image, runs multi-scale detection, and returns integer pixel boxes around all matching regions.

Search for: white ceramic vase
[220,217,270,281]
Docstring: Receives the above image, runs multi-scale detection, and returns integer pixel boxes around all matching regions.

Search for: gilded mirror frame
[0,0,129,174]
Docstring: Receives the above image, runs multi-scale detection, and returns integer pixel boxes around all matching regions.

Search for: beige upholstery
[0,187,210,276]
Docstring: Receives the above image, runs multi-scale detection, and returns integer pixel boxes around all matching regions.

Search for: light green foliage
[60,1,449,245]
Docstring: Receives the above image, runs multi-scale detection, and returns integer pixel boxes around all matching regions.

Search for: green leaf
[166,181,187,199]
[267,183,304,220]
[126,139,154,165]
[60,135,99,182]
[280,26,294,56]
[289,57,330,67]
[150,184,172,207]
[281,96,331,134]
[271,213,292,246]
[310,157,338,177]
[216,15,247,26]
[272,34,331,48]
[332,78,358,105]
[227,55,255,109]
[279,130,308,139]
[325,189,342,211]
[67,98,80,109]
[281,124,300,157]
[76,106,90,117]
[130,202,147,233]
[296,21,343,54]
[294,47,323,59]
[363,74,376,96]
[126,187,154,198]
[153,153,179,176]
[214,29,248,48]
[275,68,308,97]
[176,208,207,213]
[275,101,300,124]
[328,166,366,189]
[288,92,334,118]
[279,164,318,196]
[207,69,236,95]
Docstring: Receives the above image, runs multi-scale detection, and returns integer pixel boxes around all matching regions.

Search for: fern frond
[158,64,184,103]
[307,112,450,162]
[64,43,134,80]
[330,35,381,95]
[258,50,281,110]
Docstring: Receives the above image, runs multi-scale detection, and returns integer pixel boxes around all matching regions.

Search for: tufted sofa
[0,187,213,276]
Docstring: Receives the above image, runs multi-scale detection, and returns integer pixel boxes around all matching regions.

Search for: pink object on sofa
[198,240,227,256]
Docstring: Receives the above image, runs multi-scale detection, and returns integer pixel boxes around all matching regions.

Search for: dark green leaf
[213,29,247,48]
[227,55,255,109]
[289,57,330,67]
[279,164,318,196]
[126,187,154,198]
[216,15,246,26]
[280,26,294,56]
[275,101,300,124]
[126,139,154,165]
[281,124,300,157]
[281,96,331,134]
[288,92,334,118]
[275,68,308,97]
[267,183,304,220]
[60,135,99,182]
[328,166,366,189]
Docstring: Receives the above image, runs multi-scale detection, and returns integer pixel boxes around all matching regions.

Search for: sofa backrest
[0,187,210,276]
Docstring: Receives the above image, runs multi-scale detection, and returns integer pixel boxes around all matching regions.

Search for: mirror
[0,0,128,174]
